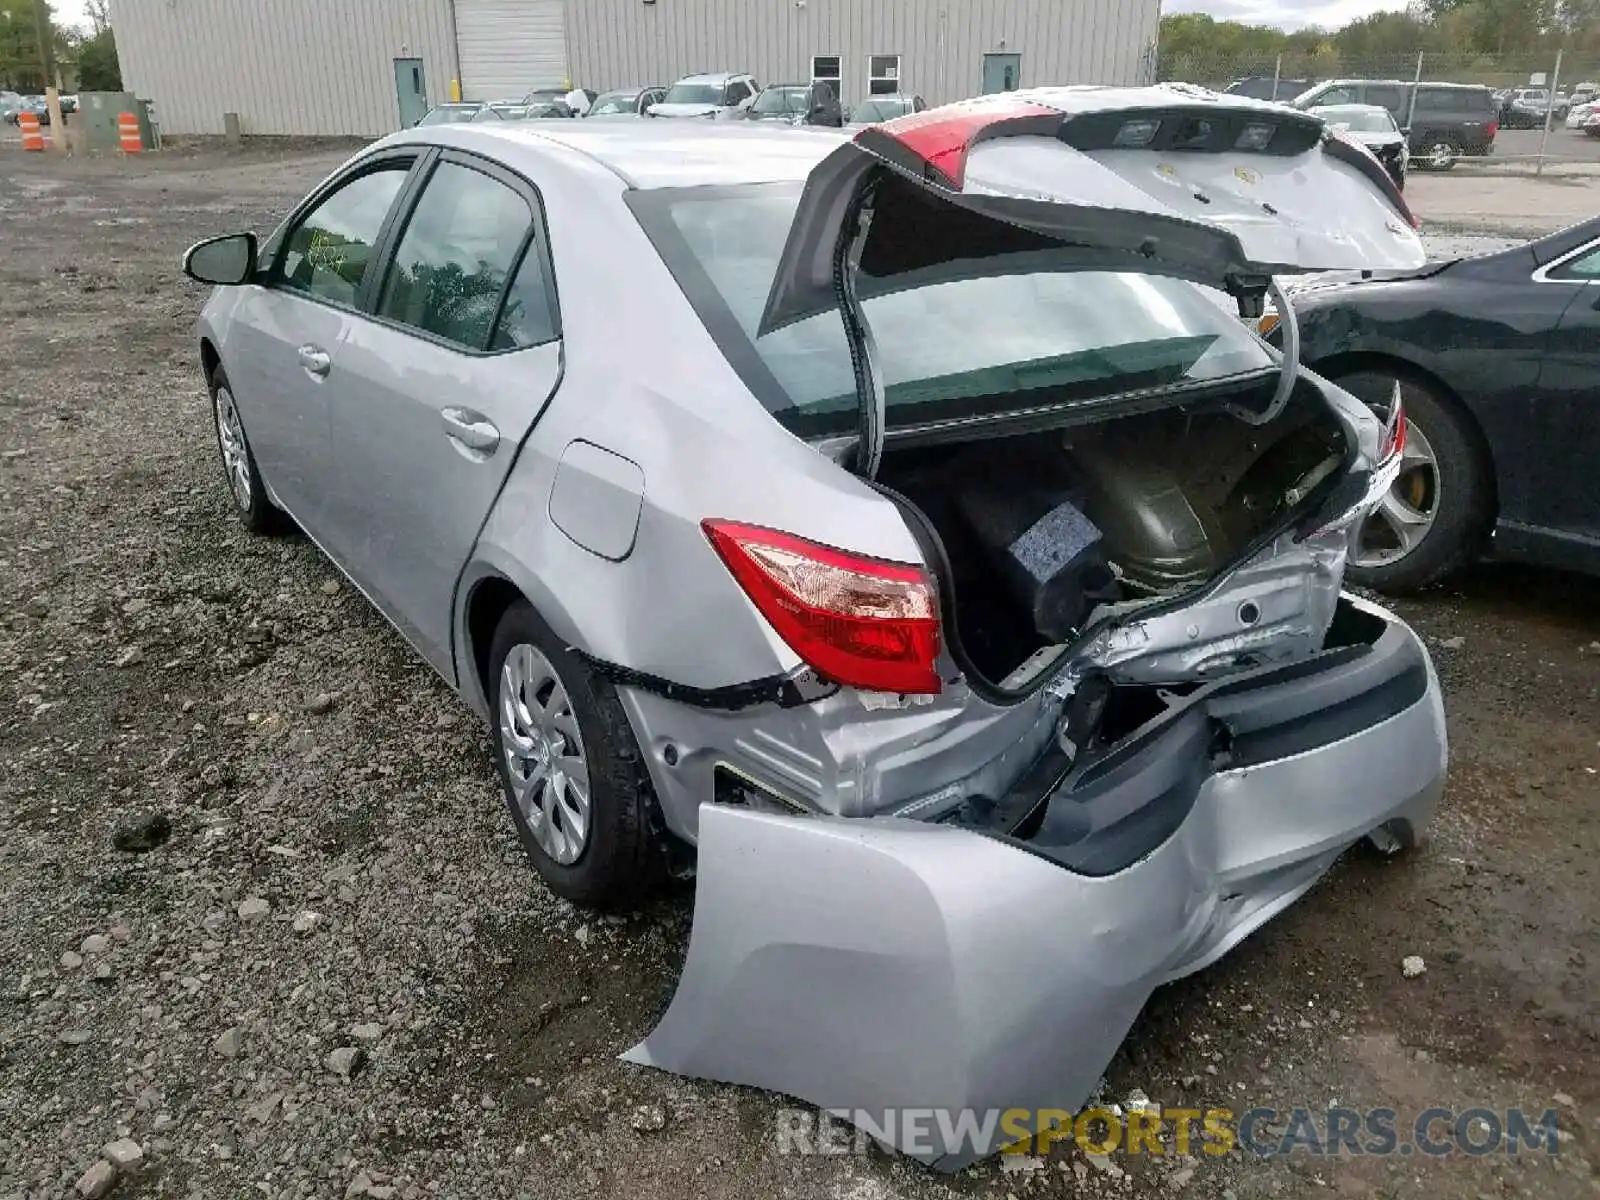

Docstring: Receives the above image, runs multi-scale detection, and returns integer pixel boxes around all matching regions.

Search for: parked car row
[1288,78,1498,170]
[414,70,923,130]
[2,92,78,125]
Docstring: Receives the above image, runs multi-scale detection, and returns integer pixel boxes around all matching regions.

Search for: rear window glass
[630,184,1276,436]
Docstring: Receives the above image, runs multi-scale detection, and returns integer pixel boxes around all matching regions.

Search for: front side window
[278,164,411,306]
[634,185,1276,435]
[376,161,533,350]
[869,55,901,98]
[725,79,752,104]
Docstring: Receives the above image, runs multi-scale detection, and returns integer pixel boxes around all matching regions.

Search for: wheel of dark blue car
[208,365,286,535]
[488,599,667,909]
[1335,369,1493,593]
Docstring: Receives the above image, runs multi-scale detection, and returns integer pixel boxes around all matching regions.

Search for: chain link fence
[1154,50,1600,167]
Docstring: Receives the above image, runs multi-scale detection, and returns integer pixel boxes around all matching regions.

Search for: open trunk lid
[758,84,1426,338]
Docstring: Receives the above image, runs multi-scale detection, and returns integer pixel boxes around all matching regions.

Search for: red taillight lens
[1486,119,1499,140]
[702,520,942,695]
[1379,395,1406,463]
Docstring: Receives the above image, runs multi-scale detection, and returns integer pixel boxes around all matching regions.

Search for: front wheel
[1333,370,1494,594]
[489,600,667,909]
[209,366,286,534]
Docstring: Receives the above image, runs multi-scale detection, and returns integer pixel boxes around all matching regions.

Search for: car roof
[407,121,846,188]
[674,71,748,84]
[1314,78,1487,90]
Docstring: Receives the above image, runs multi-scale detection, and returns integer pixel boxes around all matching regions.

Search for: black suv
[1291,79,1498,170]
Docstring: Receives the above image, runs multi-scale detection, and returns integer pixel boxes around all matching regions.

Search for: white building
[111,0,1160,137]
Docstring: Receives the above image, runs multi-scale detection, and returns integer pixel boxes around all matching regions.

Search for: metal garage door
[456,0,569,100]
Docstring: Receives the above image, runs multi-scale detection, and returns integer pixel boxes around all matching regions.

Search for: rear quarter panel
[456,139,923,713]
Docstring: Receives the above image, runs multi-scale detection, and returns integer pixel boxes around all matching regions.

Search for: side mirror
[183,232,258,286]
[737,95,754,110]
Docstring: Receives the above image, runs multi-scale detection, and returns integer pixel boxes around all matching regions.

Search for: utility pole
[31,0,63,152]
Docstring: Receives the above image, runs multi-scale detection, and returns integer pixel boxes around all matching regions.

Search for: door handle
[440,407,500,454]
[297,344,331,376]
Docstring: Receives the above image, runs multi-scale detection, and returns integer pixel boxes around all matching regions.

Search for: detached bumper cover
[623,598,1446,1171]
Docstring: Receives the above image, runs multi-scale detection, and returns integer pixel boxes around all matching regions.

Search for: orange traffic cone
[117,112,142,153]
[19,111,45,151]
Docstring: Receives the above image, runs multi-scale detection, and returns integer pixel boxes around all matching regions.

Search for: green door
[394,58,428,128]
[981,53,1021,95]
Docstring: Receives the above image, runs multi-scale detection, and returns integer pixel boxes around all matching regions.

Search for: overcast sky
[1163,0,1411,31]
[52,0,90,31]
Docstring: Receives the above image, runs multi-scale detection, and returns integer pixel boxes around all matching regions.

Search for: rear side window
[631,184,1275,436]
[376,160,546,351]
[1552,244,1600,279]
[490,245,559,349]
[279,165,411,306]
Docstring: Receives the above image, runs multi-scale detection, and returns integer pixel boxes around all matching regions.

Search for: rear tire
[488,600,666,910]
[208,365,286,535]
[1333,369,1493,594]
[1420,141,1457,171]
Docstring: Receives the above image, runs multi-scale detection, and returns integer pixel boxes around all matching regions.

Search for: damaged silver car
[183,86,1447,1171]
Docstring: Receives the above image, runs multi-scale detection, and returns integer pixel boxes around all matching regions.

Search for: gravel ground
[1,143,1596,1200]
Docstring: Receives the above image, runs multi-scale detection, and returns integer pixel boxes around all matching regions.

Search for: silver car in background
[181,87,1446,1170]
[647,70,759,119]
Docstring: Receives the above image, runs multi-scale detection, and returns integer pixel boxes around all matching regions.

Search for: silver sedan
[182,89,1447,1170]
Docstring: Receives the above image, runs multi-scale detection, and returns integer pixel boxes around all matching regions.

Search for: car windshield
[590,91,638,114]
[632,184,1276,436]
[754,87,809,114]
[852,98,910,123]
[418,106,481,126]
[1314,106,1396,133]
[664,83,722,105]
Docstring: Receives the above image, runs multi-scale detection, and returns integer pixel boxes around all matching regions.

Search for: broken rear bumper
[623,595,1446,1171]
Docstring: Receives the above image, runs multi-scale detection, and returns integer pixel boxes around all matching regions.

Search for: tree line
[1,0,121,94]
[1160,0,1600,87]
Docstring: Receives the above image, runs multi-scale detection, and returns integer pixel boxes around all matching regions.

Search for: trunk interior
[876,387,1350,693]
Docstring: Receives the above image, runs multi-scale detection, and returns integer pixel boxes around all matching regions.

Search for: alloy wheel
[1352,399,1441,569]
[1425,142,1455,170]
[498,642,592,865]
[213,385,252,512]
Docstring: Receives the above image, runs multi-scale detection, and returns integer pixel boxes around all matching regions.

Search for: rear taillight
[702,520,941,695]
[1378,394,1406,464]
[1486,119,1499,140]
